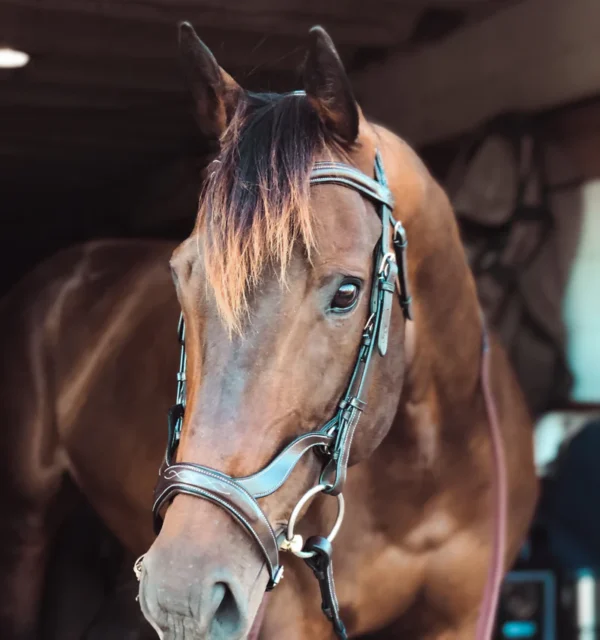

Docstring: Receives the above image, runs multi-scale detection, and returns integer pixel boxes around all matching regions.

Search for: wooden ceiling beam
[0,105,196,152]
[2,0,408,47]
[353,0,600,145]
[20,54,183,93]
[0,4,317,72]
[2,55,297,100]
[0,84,186,110]
[0,127,191,148]
[0,134,184,154]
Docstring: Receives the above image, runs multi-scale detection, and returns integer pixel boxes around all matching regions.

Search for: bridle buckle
[393,221,408,248]
[378,252,396,278]
[270,565,285,588]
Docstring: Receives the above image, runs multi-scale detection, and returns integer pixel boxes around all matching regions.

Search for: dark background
[0,0,520,296]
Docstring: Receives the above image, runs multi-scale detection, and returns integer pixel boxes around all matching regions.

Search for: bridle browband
[148,151,411,639]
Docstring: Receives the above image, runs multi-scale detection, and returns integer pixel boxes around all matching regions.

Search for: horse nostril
[211,581,242,636]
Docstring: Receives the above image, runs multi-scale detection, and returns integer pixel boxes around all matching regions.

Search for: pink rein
[249,331,508,640]
[475,334,509,640]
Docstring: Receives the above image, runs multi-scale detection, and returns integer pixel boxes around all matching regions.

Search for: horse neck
[399,177,486,448]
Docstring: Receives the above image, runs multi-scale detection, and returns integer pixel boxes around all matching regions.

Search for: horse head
[139,21,448,640]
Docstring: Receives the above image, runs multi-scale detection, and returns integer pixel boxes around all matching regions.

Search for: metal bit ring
[280,484,345,559]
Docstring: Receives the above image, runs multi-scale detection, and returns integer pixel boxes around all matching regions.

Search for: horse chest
[329,499,460,633]
[343,545,428,633]
[267,537,430,638]
[271,507,456,637]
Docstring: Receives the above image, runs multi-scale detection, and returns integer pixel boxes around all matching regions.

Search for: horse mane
[195,91,335,333]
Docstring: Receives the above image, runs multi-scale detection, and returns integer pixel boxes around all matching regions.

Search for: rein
[138,151,508,639]
[476,329,509,640]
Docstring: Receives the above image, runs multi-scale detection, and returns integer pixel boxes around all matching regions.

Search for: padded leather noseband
[153,430,335,585]
[153,151,412,608]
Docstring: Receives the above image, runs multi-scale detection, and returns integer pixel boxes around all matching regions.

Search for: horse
[0,22,538,640]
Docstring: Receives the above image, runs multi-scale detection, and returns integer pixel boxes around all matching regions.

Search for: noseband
[148,152,410,638]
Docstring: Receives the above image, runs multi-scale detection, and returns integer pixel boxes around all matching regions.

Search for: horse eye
[330,281,360,313]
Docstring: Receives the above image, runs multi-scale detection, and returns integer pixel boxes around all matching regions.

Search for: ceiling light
[0,47,30,69]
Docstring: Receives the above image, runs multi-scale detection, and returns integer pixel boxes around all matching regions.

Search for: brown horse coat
[0,24,538,640]
[0,194,537,639]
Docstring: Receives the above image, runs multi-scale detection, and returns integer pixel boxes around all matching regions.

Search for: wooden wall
[355,0,600,148]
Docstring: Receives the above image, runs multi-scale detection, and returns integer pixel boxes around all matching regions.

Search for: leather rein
[140,151,508,640]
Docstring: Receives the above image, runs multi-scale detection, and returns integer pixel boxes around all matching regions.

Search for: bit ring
[280,484,345,559]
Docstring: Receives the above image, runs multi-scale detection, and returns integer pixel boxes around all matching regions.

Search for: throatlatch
[147,150,411,639]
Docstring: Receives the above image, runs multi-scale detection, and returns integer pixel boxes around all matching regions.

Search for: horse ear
[178,22,242,144]
[303,26,359,145]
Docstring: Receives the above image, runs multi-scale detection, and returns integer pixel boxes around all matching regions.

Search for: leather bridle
[149,151,411,639]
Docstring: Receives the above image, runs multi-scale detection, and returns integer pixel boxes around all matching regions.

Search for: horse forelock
[195,91,343,334]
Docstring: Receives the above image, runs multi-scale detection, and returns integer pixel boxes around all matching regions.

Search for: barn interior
[1,0,600,638]
[0,0,525,295]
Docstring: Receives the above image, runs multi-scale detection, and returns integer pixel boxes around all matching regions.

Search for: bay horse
[0,23,537,640]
